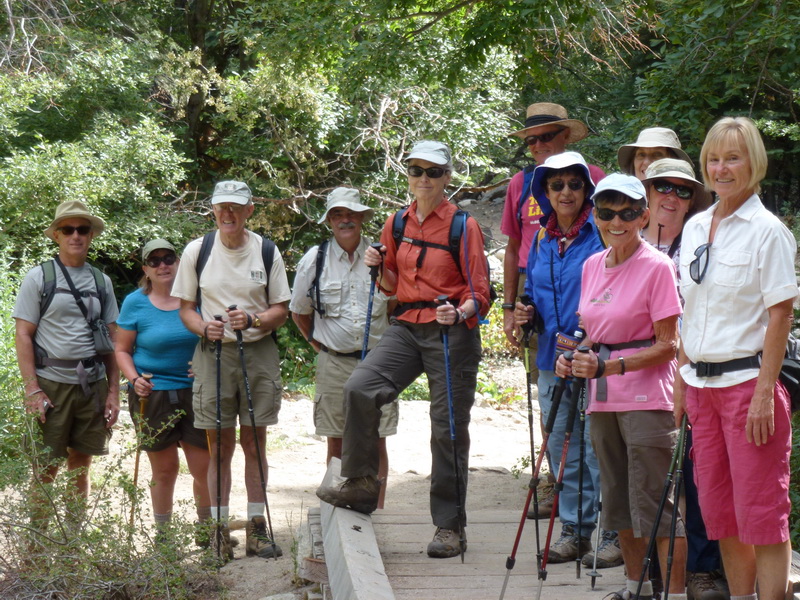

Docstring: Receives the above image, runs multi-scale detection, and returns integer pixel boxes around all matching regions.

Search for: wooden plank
[319,458,395,600]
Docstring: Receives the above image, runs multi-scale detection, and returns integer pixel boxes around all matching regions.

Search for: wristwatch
[252,313,262,328]
[501,303,515,310]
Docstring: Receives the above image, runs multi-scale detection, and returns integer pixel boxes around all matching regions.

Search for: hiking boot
[246,516,283,559]
[687,570,729,600]
[526,471,555,519]
[426,527,467,558]
[210,525,234,564]
[582,529,624,568]
[546,524,592,563]
[316,475,380,514]
[195,519,238,549]
[603,588,653,600]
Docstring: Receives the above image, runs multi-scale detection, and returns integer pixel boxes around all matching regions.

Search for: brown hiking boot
[687,570,730,600]
[426,527,467,558]
[527,471,555,519]
[316,475,380,514]
[246,516,283,559]
[210,525,234,564]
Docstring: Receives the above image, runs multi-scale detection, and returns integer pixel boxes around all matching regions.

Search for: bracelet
[26,389,43,397]
[594,357,606,379]
[501,303,515,310]
[131,376,141,387]
[618,357,626,375]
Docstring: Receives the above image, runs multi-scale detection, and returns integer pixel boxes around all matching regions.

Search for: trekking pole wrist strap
[593,357,606,379]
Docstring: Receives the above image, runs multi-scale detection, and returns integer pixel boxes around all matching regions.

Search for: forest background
[1,0,800,597]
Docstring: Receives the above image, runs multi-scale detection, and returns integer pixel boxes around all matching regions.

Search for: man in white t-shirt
[172,181,291,562]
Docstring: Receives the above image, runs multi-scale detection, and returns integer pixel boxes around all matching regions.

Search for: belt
[320,345,364,359]
[36,356,99,401]
[690,355,760,378]
[593,339,654,402]
[394,299,456,316]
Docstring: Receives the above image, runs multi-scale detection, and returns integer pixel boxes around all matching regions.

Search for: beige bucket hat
[642,158,713,214]
[617,127,692,174]
[44,200,105,240]
[318,187,374,224]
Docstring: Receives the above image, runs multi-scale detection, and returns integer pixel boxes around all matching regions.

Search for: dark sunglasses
[407,165,448,179]
[547,179,585,193]
[689,242,712,284]
[652,179,693,200]
[595,207,644,222]
[524,128,566,145]
[57,225,92,236]
[145,253,177,268]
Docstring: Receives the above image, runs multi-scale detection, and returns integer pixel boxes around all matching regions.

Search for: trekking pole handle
[369,242,383,281]
[518,294,535,338]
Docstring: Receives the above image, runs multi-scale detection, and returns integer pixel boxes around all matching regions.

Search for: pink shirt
[579,243,681,413]
[501,164,606,269]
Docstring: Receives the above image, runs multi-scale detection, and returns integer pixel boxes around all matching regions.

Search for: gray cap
[318,187,374,224]
[592,173,648,207]
[141,239,176,261]
[405,140,453,170]
[211,180,252,205]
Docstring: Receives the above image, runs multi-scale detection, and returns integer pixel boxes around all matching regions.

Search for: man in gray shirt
[14,200,120,522]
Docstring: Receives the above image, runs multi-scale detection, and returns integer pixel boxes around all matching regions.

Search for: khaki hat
[642,158,712,213]
[617,127,692,174]
[211,180,252,205]
[141,239,176,261]
[318,187,374,224]
[44,200,105,240]
[509,103,589,143]
[405,140,453,170]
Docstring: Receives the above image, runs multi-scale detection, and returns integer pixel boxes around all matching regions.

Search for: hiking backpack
[40,259,107,317]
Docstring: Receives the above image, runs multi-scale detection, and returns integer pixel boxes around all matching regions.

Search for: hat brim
[318,203,375,225]
[642,171,713,213]
[404,151,451,167]
[617,144,692,175]
[211,194,251,205]
[510,119,589,144]
[44,215,105,240]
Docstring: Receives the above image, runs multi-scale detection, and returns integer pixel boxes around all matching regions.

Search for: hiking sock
[669,594,687,600]
[730,596,757,600]
[247,502,264,520]
[196,505,211,522]
[210,506,230,523]
[627,579,653,596]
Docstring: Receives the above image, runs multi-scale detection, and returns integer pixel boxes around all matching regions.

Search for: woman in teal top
[116,239,211,537]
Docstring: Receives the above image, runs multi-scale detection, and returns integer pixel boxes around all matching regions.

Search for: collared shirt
[380,198,490,327]
[290,237,391,353]
[679,194,798,388]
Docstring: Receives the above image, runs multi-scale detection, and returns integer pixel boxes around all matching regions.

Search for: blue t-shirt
[525,218,605,371]
[117,289,197,389]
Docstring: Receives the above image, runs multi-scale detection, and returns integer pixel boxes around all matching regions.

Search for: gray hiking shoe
[582,529,623,568]
[546,524,592,563]
[687,570,729,600]
[316,475,380,514]
[246,516,283,559]
[426,527,466,558]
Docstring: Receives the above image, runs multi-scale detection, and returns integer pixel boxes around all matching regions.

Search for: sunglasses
[595,207,644,222]
[547,179,585,193]
[57,225,92,236]
[213,203,246,213]
[689,242,712,284]
[524,128,566,146]
[652,179,693,200]
[145,253,177,268]
[407,165,448,179]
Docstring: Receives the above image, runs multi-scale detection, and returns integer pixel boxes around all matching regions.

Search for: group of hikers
[13,101,796,600]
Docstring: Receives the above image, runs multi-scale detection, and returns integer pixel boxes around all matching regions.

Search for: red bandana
[545,202,593,255]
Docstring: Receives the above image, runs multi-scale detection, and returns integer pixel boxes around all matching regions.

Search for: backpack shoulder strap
[39,259,57,316]
[310,239,329,316]
[517,164,538,227]
[195,232,216,307]
[89,264,107,312]
[261,236,276,293]
[391,206,410,252]
[448,209,468,272]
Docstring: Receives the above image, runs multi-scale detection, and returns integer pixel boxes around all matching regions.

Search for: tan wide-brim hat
[509,102,589,143]
[318,187,374,224]
[617,127,692,174]
[44,200,105,240]
[642,158,713,214]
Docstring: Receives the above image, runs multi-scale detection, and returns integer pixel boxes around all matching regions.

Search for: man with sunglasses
[14,200,120,521]
[500,102,605,519]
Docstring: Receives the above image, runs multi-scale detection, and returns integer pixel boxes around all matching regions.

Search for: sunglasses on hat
[652,179,693,200]
[524,128,566,146]
[407,165,448,179]
[595,207,644,222]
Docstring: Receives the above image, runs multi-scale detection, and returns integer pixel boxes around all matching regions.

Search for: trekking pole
[498,349,569,599]
[129,372,153,530]
[536,350,582,600]
[662,416,688,600]
[574,344,589,579]
[229,305,279,560]
[635,413,688,598]
[518,295,537,489]
[587,489,603,588]
[436,294,466,563]
[362,242,383,360]
[213,314,223,564]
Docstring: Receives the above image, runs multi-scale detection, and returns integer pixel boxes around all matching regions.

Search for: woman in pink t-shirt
[556,173,686,600]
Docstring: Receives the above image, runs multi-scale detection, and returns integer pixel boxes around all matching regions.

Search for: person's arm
[747,297,793,446]
[291,311,321,352]
[503,236,522,347]
[114,327,154,397]
[179,299,225,341]
[100,322,120,427]
[14,318,50,423]
[367,244,397,294]
[673,344,690,428]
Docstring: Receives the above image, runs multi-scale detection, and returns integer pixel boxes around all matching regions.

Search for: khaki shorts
[36,377,111,459]
[191,335,282,429]
[314,351,399,438]
[128,387,208,452]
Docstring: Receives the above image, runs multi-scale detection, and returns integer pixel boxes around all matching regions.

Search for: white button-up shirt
[290,237,392,353]
[679,194,798,388]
